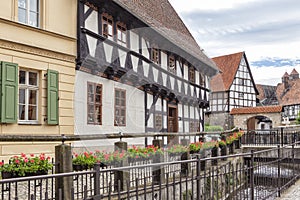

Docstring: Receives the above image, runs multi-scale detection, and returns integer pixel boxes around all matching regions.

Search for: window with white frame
[117,23,127,47]
[18,70,39,123]
[102,13,113,40]
[18,0,39,27]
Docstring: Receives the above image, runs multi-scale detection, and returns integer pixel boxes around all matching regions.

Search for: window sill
[18,121,41,125]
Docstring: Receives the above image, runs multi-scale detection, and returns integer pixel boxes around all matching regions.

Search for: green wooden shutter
[0,61,18,123]
[47,69,59,125]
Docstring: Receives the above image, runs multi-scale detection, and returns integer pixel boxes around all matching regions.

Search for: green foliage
[204,125,223,132]
[0,153,53,177]
[296,112,300,124]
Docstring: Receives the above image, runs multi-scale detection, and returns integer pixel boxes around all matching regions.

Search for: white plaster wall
[84,6,98,34]
[183,64,188,80]
[161,52,167,71]
[156,98,162,111]
[130,31,139,53]
[103,43,113,63]
[74,71,145,148]
[86,35,97,57]
[118,49,126,68]
[141,37,149,58]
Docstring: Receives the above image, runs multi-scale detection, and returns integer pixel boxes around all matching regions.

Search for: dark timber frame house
[74,0,218,147]
[206,52,258,130]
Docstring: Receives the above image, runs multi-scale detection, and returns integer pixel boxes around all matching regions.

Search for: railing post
[277,145,281,198]
[94,163,100,197]
[281,127,284,146]
[250,150,254,200]
[114,141,128,192]
[55,143,73,200]
[152,139,165,185]
[196,154,201,200]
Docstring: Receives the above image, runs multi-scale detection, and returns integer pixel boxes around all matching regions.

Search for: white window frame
[18,0,40,27]
[18,70,39,124]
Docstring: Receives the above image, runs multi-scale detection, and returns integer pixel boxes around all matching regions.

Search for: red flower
[15,159,20,164]
[30,154,35,157]
[21,153,26,158]
[30,159,35,163]
[0,162,3,166]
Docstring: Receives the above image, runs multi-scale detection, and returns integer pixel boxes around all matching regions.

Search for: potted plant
[0,153,53,179]
[189,142,203,154]
[72,152,96,171]
[226,135,236,154]
[167,144,189,157]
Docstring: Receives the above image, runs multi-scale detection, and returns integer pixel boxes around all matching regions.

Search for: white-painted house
[74,0,218,148]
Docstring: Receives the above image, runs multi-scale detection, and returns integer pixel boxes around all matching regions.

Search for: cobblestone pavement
[276,179,300,199]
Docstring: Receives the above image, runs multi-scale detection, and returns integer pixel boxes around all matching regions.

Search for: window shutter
[47,69,59,125]
[0,61,18,123]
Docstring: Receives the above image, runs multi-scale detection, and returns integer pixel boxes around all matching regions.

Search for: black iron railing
[242,127,300,146]
[1,143,300,200]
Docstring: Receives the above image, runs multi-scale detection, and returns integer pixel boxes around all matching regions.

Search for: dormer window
[102,13,113,40]
[189,66,195,83]
[151,48,159,64]
[117,22,127,47]
[168,55,176,73]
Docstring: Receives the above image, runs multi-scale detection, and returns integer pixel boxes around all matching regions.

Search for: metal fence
[242,128,300,146]
[1,143,300,200]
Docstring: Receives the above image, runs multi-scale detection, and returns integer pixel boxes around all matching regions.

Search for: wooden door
[167,105,178,145]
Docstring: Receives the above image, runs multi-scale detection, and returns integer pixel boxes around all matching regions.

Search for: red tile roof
[290,68,299,75]
[210,52,244,91]
[276,79,300,105]
[113,0,218,74]
[230,105,282,115]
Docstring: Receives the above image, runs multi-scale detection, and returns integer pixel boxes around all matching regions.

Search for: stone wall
[233,113,282,129]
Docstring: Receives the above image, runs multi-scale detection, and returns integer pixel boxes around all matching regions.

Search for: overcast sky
[169,0,300,86]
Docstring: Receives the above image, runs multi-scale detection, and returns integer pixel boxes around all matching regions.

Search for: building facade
[206,52,258,130]
[74,0,218,148]
[0,0,76,159]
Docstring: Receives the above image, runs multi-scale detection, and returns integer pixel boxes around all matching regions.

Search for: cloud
[174,0,300,59]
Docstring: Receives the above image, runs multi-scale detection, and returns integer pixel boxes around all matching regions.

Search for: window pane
[18,8,27,24]
[29,90,37,104]
[88,114,94,123]
[18,0,26,8]
[28,105,37,120]
[29,11,38,27]
[30,0,38,12]
[108,25,113,35]
[19,89,26,104]
[19,71,26,84]
[29,72,37,85]
[19,105,25,120]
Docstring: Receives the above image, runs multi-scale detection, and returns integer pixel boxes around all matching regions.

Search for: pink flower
[15,159,20,164]
[30,159,35,163]
[24,158,28,163]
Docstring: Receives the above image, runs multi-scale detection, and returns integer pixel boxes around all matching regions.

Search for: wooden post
[55,144,73,200]
[114,141,129,191]
[152,139,165,185]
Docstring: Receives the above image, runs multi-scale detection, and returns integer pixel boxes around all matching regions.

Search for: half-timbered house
[74,0,218,147]
[206,52,258,130]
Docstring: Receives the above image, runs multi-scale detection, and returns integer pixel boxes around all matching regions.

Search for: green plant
[127,145,163,160]
[204,125,223,132]
[73,152,97,168]
[218,140,226,147]
[202,140,218,149]
[0,153,53,177]
[189,142,203,152]
[167,144,189,155]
